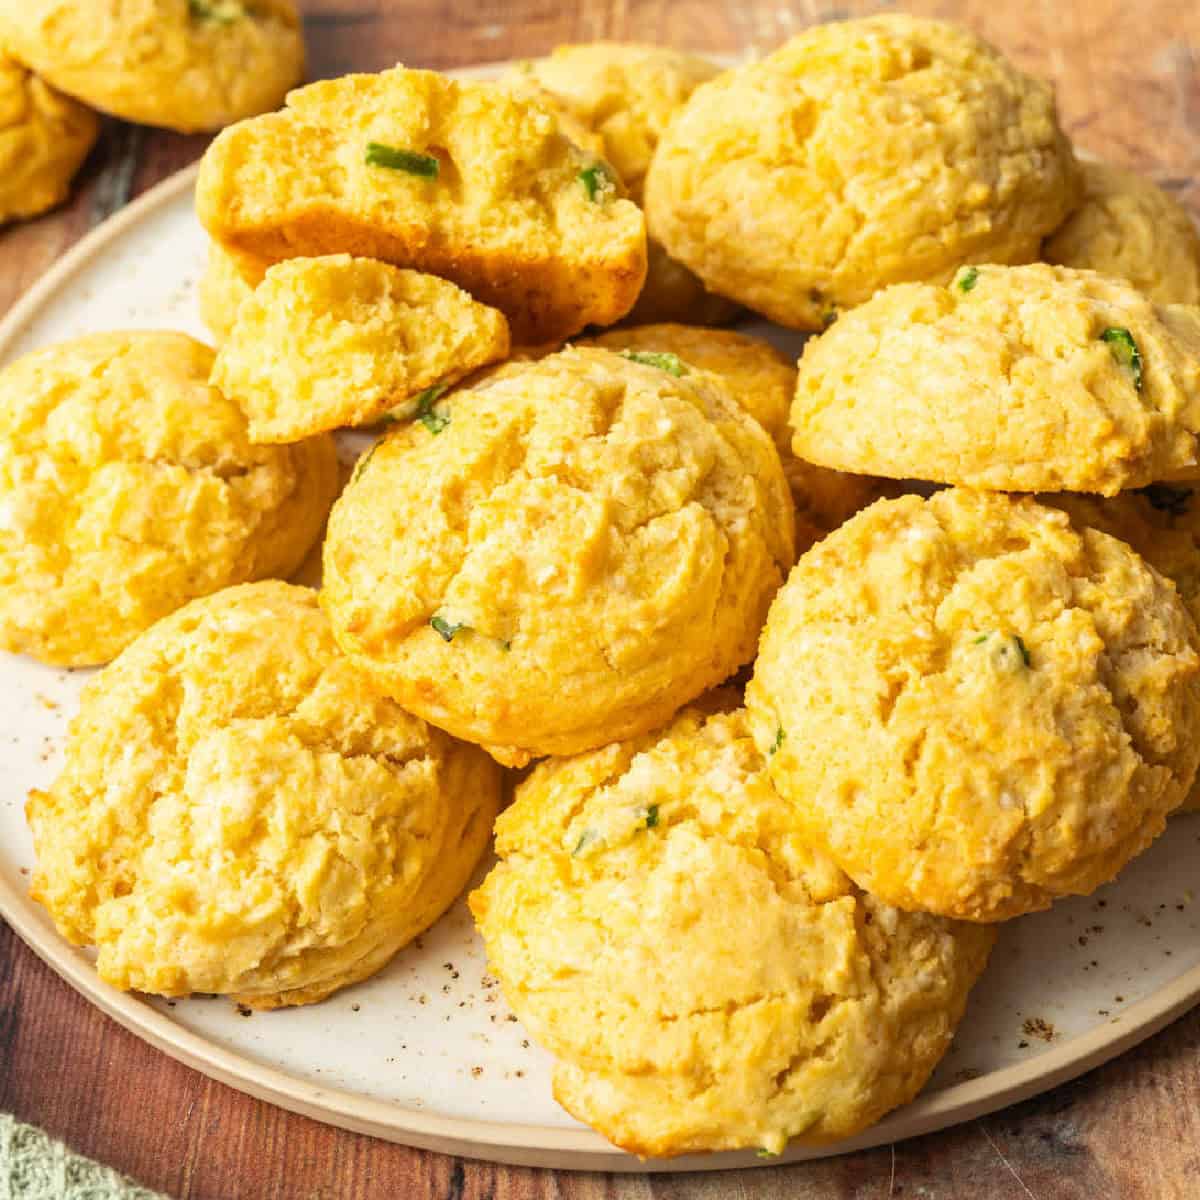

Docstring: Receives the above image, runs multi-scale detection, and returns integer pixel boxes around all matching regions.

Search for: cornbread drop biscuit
[580,323,894,545]
[792,264,1200,495]
[197,240,264,345]
[196,67,647,344]
[27,582,501,1007]
[470,703,995,1156]
[0,0,304,133]
[211,255,511,442]
[1044,161,1200,307]
[746,489,1200,922]
[1051,482,1200,811]
[514,43,720,199]
[322,347,794,766]
[511,43,736,327]
[582,324,796,442]
[0,50,98,224]
[0,332,338,666]
[645,15,1079,329]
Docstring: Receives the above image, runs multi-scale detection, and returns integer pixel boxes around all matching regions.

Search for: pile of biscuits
[0,0,306,224]
[6,13,1200,1160]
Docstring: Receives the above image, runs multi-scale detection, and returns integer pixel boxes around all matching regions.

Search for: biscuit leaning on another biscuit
[0,50,98,224]
[508,43,739,327]
[27,581,501,1008]
[1044,159,1200,306]
[211,255,511,443]
[645,14,1080,330]
[196,67,648,344]
[471,700,995,1156]
[792,264,1200,496]
[321,347,795,767]
[747,488,1200,923]
[579,323,897,546]
[1049,482,1200,812]
[0,331,339,666]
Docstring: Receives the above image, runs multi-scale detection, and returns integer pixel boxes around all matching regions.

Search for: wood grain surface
[1,1,1199,1197]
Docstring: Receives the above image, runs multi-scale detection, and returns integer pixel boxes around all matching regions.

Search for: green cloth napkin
[0,1114,167,1200]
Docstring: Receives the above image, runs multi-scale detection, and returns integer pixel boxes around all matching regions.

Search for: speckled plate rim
[0,77,1195,1171]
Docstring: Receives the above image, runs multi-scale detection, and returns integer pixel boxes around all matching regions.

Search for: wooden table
[2,1,1198,1196]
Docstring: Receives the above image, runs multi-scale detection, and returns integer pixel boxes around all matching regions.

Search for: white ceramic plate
[2,77,1200,1171]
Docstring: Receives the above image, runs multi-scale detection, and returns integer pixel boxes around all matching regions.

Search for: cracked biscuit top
[26,582,501,1008]
[644,14,1079,330]
[0,0,304,133]
[321,347,795,766]
[470,700,995,1156]
[746,489,1200,922]
[580,323,897,547]
[0,331,339,666]
[1049,483,1200,812]
[791,264,1200,496]
[196,66,648,344]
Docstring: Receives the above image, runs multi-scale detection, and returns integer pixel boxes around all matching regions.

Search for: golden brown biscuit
[579,323,895,545]
[645,15,1079,329]
[792,264,1200,496]
[0,331,338,666]
[1044,160,1200,306]
[1049,483,1200,811]
[211,255,511,442]
[322,347,794,766]
[0,0,304,133]
[0,49,98,224]
[746,489,1200,922]
[513,43,720,201]
[471,702,995,1156]
[196,240,264,345]
[580,323,796,440]
[27,581,501,1008]
[196,67,648,344]
[510,44,738,327]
